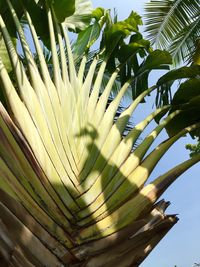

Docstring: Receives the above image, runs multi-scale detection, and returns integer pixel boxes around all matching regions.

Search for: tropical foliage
[186,141,200,157]
[0,0,200,266]
[144,0,200,65]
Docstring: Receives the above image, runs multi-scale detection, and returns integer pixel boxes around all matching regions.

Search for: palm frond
[170,17,200,63]
[145,0,200,65]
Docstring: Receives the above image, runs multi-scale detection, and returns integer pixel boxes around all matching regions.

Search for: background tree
[144,0,200,170]
[144,0,200,66]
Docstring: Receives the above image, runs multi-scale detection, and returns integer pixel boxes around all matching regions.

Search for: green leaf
[139,50,172,73]
[130,50,171,100]
[104,11,142,56]
[106,16,138,40]
[63,0,93,31]
[166,78,200,138]
[166,109,200,139]
[51,0,75,23]
[73,22,100,57]
[172,78,200,107]
[125,11,142,28]
[156,65,200,107]
[92,7,105,21]
[157,65,200,86]
[186,141,200,157]
[118,39,150,64]
[73,8,111,57]
[144,0,200,65]
[117,36,151,94]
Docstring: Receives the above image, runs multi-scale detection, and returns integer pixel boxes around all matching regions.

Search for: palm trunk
[0,188,177,267]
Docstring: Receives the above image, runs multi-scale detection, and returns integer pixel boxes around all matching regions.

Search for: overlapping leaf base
[0,1,200,266]
[0,188,177,267]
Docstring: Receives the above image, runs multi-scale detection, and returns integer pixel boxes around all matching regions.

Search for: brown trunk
[0,190,177,267]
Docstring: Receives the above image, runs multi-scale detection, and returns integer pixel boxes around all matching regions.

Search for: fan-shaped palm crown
[0,1,200,266]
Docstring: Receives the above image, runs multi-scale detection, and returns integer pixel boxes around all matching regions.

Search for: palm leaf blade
[145,0,200,65]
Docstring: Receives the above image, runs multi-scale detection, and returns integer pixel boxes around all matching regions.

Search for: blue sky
[92,1,200,267]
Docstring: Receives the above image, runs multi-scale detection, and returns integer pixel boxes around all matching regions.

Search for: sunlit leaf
[63,0,93,31]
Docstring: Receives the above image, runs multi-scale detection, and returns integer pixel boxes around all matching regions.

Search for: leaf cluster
[0,0,200,142]
[155,65,200,139]
[74,8,174,100]
[144,0,200,65]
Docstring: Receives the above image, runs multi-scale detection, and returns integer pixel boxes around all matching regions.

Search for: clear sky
[92,1,200,267]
